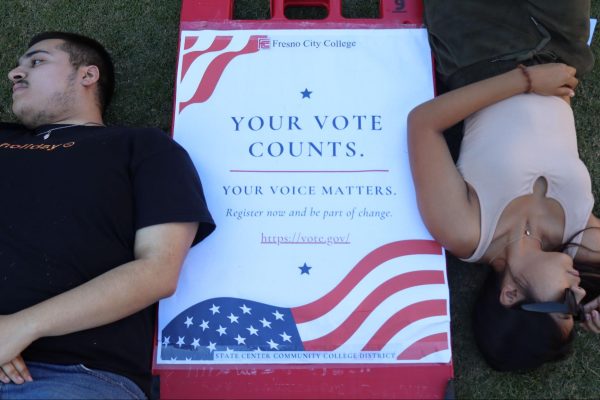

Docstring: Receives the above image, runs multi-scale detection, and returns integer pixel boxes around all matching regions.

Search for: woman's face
[503,251,586,332]
[520,252,581,301]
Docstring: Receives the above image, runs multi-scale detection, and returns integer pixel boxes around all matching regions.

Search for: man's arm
[0,221,198,383]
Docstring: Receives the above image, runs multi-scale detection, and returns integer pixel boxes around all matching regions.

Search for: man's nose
[8,66,25,82]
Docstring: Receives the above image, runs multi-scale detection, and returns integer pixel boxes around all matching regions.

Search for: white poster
[156,28,450,365]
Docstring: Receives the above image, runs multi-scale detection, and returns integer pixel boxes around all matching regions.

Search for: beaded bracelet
[517,64,532,93]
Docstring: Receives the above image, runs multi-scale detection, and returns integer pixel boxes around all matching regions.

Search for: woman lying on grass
[409,0,600,370]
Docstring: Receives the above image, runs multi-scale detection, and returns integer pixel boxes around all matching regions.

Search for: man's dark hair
[472,271,574,371]
[28,31,115,113]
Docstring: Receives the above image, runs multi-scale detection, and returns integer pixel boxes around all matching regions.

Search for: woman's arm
[408,64,577,257]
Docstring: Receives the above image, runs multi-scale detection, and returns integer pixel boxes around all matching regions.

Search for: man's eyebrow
[24,49,51,58]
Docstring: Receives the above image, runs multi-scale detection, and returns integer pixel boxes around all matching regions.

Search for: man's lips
[12,83,27,93]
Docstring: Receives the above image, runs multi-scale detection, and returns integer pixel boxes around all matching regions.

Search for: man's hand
[0,355,32,384]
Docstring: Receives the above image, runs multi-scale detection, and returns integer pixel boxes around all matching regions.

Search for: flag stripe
[181,36,234,81]
[298,271,444,350]
[362,300,447,351]
[291,240,442,323]
[183,36,199,51]
[179,35,264,111]
[396,332,449,360]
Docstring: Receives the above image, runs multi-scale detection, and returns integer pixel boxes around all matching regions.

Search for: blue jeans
[0,362,146,399]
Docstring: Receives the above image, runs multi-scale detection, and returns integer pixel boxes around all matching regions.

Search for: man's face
[8,39,79,128]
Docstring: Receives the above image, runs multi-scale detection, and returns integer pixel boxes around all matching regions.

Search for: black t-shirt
[0,123,215,396]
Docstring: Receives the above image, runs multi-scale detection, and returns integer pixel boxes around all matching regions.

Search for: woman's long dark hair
[472,271,574,371]
[562,228,600,302]
[575,263,600,302]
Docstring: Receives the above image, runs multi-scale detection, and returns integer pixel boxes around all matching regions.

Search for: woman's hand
[581,296,600,333]
[526,63,578,97]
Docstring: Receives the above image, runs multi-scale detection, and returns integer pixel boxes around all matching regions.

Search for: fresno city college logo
[258,37,271,49]
[178,35,269,112]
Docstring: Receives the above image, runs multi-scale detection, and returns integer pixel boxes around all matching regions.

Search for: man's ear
[80,65,100,86]
[499,284,521,307]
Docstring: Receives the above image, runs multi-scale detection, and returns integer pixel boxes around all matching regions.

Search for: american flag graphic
[178,34,267,112]
[159,240,449,363]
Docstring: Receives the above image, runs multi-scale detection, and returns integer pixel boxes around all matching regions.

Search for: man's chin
[12,107,40,129]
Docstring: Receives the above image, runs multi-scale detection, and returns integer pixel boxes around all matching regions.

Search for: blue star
[299,262,312,275]
[301,88,312,99]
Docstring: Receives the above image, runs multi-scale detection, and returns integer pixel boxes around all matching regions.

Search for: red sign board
[156,1,453,398]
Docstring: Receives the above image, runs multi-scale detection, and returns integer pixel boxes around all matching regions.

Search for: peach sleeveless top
[456,94,593,262]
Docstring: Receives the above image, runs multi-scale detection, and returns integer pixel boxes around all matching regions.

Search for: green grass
[0,0,599,398]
